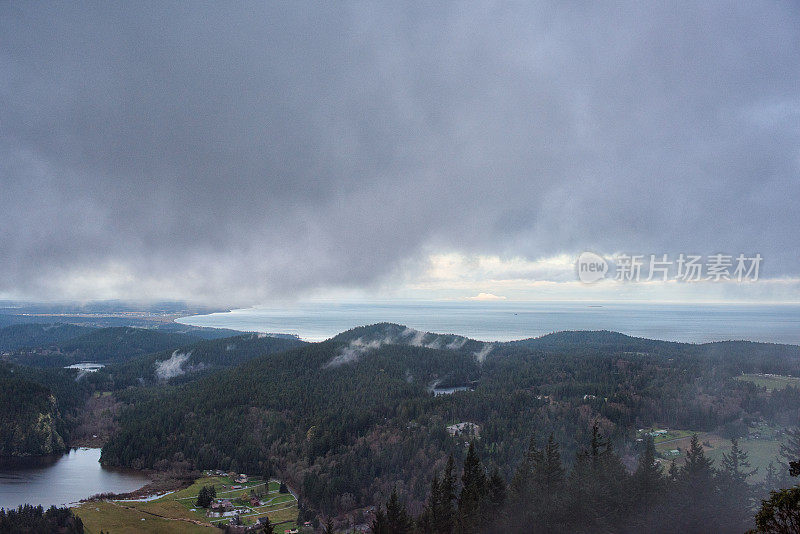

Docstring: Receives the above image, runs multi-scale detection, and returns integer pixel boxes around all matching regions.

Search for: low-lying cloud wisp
[155,350,193,380]
[473,343,494,363]
[324,325,484,367]
[324,336,394,368]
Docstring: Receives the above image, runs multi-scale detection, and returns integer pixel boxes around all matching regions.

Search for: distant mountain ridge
[4,326,201,367]
[322,323,800,366]
[57,327,200,361]
[0,323,95,352]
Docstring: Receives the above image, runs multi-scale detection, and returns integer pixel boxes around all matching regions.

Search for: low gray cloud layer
[1,3,798,303]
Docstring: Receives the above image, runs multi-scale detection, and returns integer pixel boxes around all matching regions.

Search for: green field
[705,437,781,481]
[72,500,216,534]
[637,428,694,445]
[172,475,298,527]
[735,373,800,391]
[73,475,298,532]
[638,426,783,482]
[646,429,699,463]
[656,430,693,444]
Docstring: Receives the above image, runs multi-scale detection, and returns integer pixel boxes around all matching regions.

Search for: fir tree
[541,433,564,492]
[532,433,568,532]
[417,474,439,533]
[682,434,715,485]
[779,427,800,486]
[568,424,630,531]
[262,459,273,481]
[668,459,679,481]
[509,434,541,499]
[487,467,506,509]
[718,438,757,531]
[675,434,719,531]
[437,456,457,534]
[196,485,215,508]
[633,435,664,509]
[371,506,389,534]
[458,442,487,533]
[720,437,757,484]
[386,487,411,534]
[764,461,782,493]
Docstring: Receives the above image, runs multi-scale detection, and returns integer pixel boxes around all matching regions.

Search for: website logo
[576,252,609,283]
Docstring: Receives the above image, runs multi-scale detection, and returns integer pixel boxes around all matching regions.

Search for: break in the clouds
[1,2,799,304]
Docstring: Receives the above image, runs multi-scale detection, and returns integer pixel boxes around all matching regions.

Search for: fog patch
[155,350,193,380]
[74,369,90,381]
[325,325,475,367]
[446,337,467,350]
[401,327,469,351]
[427,378,442,392]
[325,336,393,368]
[473,343,494,363]
[426,336,443,350]
[407,329,428,347]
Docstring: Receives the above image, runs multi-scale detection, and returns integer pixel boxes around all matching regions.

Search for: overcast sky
[2,2,799,305]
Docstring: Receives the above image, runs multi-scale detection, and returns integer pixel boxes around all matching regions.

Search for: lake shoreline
[0,448,152,510]
[87,468,202,503]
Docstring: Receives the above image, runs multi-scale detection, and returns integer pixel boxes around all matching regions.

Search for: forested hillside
[99,323,800,527]
[508,329,687,353]
[101,338,480,492]
[57,327,200,362]
[0,329,304,457]
[0,323,94,352]
[0,372,65,456]
[99,332,307,387]
[4,321,799,530]
[0,363,99,457]
[4,326,201,367]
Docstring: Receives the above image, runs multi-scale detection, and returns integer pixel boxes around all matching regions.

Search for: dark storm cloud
[1,2,799,303]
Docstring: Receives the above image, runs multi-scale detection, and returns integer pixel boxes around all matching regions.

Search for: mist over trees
[383,428,791,533]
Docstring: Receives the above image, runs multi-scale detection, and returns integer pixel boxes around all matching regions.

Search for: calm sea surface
[0,448,150,510]
[177,301,800,344]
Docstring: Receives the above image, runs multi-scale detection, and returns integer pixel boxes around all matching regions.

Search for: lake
[0,448,150,510]
[178,301,800,344]
[64,363,105,372]
[433,386,474,396]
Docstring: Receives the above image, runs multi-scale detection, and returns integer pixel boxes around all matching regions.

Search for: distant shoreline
[175,301,800,346]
